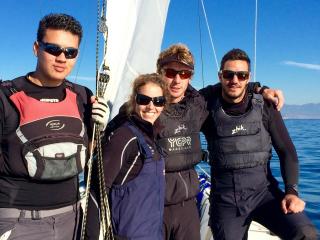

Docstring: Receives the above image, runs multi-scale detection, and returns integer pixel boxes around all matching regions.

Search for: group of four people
[0,13,317,240]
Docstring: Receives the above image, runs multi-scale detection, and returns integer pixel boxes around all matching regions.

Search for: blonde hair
[156,43,195,73]
[126,73,170,115]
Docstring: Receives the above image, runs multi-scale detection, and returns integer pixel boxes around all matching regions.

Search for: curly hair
[220,48,251,71]
[37,13,83,44]
[126,73,170,115]
[156,43,195,73]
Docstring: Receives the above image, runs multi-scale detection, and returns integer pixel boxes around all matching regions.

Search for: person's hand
[262,88,284,111]
[281,194,305,214]
[91,96,109,131]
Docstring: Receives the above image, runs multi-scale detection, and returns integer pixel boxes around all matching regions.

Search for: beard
[221,84,247,102]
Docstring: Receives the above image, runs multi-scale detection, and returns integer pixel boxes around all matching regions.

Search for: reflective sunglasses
[136,93,166,107]
[38,41,78,59]
[163,68,193,80]
[221,70,249,81]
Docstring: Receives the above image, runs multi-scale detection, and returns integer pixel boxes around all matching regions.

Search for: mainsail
[103,0,170,119]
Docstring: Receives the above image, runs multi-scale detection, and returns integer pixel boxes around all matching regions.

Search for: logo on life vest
[168,136,191,151]
[46,120,65,131]
[232,124,246,135]
[174,124,187,134]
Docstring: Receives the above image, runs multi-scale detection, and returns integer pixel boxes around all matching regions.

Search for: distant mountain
[281,103,320,119]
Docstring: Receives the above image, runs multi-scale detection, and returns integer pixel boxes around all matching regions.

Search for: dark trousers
[210,188,318,240]
[0,206,80,240]
[163,198,200,240]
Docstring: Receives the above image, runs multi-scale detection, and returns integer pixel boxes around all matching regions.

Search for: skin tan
[162,62,192,103]
[134,82,164,124]
[31,29,79,87]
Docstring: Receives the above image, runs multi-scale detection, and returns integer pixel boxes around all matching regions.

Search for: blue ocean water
[198,119,320,233]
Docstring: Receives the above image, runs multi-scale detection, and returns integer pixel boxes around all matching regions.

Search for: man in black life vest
[0,13,108,240]
[200,48,317,240]
[156,44,285,240]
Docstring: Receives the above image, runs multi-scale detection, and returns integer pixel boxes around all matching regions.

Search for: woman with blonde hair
[86,73,169,240]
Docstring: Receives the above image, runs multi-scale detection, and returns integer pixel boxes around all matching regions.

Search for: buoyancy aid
[110,122,165,239]
[158,87,204,173]
[0,78,87,181]
[208,94,272,170]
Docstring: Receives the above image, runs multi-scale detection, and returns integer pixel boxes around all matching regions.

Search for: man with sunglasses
[0,13,108,240]
[200,48,317,239]
[155,44,286,240]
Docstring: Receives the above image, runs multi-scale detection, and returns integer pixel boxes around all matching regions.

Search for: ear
[218,71,223,83]
[33,41,39,57]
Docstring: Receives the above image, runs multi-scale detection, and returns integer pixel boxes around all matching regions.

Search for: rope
[253,0,258,82]
[80,0,113,239]
[200,0,219,72]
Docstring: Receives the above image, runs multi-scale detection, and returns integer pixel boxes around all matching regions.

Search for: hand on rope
[91,96,109,131]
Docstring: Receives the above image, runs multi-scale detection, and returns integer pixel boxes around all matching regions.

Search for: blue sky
[1,0,319,104]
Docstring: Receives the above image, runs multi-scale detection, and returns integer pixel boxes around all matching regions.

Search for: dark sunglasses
[163,68,193,80]
[220,70,249,81]
[136,93,166,107]
[38,41,78,59]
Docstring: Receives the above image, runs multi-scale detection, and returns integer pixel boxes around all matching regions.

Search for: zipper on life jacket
[178,172,189,199]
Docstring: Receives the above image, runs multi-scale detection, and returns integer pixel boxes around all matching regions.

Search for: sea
[81,119,320,234]
[198,119,320,234]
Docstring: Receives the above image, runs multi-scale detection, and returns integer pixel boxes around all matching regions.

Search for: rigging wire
[197,0,205,88]
[199,0,219,72]
[253,0,258,82]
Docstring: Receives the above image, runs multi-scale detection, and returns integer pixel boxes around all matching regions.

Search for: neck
[30,71,64,87]
[221,90,247,104]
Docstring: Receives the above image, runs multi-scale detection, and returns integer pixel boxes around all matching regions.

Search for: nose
[146,100,155,109]
[230,74,239,83]
[55,51,67,61]
[173,73,182,83]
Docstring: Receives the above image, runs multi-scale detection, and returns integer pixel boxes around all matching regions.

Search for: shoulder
[261,97,282,122]
[199,83,221,101]
[185,85,206,106]
[106,122,137,146]
[65,80,93,104]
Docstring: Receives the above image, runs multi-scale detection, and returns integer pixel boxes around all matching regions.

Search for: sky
[0,0,319,105]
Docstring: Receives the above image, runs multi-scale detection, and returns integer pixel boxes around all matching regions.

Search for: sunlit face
[219,60,250,103]
[135,82,164,124]
[161,62,192,103]
[33,29,79,86]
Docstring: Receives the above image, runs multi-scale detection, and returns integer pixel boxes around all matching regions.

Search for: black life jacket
[0,78,88,181]
[158,87,203,173]
[208,94,272,170]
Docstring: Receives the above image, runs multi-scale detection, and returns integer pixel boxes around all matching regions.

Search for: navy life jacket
[0,78,87,181]
[109,122,165,240]
[208,94,272,170]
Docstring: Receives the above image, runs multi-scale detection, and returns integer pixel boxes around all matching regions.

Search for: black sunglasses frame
[38,41,79,59]
[163,68,193,80]
[220,70,250,81]
[136,93,166,107]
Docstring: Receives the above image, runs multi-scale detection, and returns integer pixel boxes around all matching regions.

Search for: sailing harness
[80,0,114,239]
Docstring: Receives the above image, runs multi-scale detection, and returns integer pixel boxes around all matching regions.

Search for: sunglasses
[136,93,166,107]
[163,68,193,80]
[220,70,250,81]
[38,41,78,59]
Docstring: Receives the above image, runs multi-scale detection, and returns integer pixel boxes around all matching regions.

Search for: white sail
[103,0,170,119]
